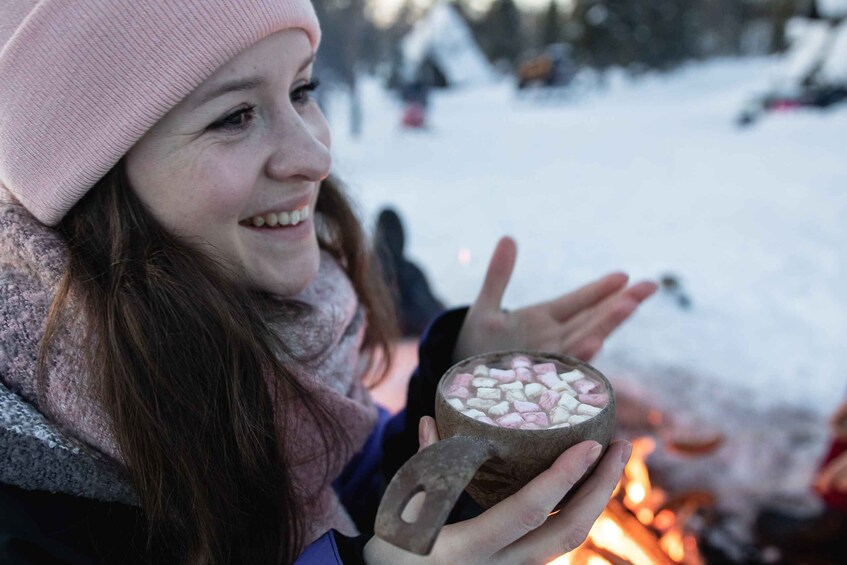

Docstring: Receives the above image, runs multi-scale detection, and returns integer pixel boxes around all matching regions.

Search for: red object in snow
[772,100,802,112]
[818,438,847,514]
[402,103,426,128]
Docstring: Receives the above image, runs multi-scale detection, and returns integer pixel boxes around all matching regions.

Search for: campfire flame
[548,437,705,565]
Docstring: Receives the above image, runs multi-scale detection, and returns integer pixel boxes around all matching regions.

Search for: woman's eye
[292,79,321,105]
[209,106,255,131]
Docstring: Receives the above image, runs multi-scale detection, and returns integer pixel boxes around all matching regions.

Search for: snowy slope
[330,59,846,419]
[329,59,847,512]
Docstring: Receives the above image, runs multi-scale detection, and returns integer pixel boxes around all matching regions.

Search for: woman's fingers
[473,236,518,313]
[495,440,632,564]
[548,273,630,322]
[560,280,657,354]
[446,441,604,559]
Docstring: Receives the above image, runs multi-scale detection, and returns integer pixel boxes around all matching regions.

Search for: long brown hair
[37,161,396,563]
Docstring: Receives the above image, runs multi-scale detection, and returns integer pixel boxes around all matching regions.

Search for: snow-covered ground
[329,58,847,513]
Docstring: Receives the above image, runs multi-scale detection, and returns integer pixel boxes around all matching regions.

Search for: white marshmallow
[559,370,584,383]
[467,398,497,410]
[551,380,577,395]
[472,377,497,388]
[473,364,490,377]
[505,390,527,403]
[568,415,591,424]
[551,406,571,424]
[488,401,511,416]
[577,403,602,416]
[476,387,502,401]
[447,398,464,411]
[462,409,486,419]
[489,368,517,383]
[525,383,546,399]
[498,381,524,391]
[557,393,580,411]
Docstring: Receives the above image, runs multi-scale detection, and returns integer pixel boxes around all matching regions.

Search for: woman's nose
[264,110,332,182]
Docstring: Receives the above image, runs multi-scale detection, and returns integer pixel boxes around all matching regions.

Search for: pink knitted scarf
[0,193,378,542]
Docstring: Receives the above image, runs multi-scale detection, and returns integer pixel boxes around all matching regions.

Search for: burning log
[595,499,677,565]
[584,540,634,565]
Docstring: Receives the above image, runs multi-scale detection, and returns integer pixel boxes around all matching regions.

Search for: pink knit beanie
[0,0,321,226]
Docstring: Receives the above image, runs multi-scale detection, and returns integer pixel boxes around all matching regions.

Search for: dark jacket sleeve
[0,481,148,565]
[380,307,468,480]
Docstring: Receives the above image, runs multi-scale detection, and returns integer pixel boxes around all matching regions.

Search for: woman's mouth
[240,203,311,228]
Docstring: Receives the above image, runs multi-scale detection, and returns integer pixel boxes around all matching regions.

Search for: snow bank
[330,58,847,422]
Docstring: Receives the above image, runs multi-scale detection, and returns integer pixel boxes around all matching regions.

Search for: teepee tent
[399,2,494,87]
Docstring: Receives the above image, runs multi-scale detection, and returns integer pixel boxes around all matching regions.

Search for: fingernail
[620,441,633,464]
[419,419,428,446]
[585,443,602,466]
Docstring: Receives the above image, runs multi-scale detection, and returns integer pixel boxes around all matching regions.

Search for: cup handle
[374,435,496,555]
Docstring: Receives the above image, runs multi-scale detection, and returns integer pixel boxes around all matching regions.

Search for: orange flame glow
[547,433,704,565]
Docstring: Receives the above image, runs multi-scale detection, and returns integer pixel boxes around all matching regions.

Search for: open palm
[454,237,657,364]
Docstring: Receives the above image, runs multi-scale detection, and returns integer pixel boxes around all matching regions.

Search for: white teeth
[246,204,309,228]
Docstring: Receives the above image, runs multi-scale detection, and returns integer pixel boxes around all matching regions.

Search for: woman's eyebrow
[192,77,264,110]
[191,54,316,111]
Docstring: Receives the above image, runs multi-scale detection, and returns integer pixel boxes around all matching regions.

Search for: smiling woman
[0,1,651,564]
[126,30,331,297]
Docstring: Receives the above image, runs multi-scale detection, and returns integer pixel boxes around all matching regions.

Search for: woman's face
[126,29,331,297]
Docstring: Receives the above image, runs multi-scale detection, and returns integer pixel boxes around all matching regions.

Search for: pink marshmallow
[573,379,598,394]
[446,385,470,399]
[520,423,542,430]
[538,390,561,411]
[511,356,532,368]
[514,400,542,413]
[515,367,533,383]
[453,373,474,388]
[523,412,549,427]
[476,416,497,426]
[578,393,608,408]
[496,412,525,428]
[537,371,561,389]
[533,363,557,375]
[489,368,517,383]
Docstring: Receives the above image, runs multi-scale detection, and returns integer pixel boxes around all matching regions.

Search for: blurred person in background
[374,207,445,337]
[756,399,847,563]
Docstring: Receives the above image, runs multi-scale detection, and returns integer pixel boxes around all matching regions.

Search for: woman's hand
[815,451,847,494]
[364,417,632,564]
[454,237,657,363]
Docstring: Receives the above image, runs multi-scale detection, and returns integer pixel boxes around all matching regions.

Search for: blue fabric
[295,531,343,565]
[333,405,393,534]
